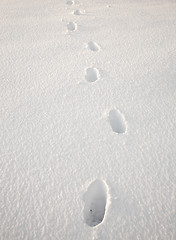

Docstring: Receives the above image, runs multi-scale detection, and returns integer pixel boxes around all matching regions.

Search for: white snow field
[0,0,176,239]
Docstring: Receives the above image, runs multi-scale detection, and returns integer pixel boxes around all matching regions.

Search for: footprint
[67,22,77,31]
[83,179,108,227]
[88,41,100,52]
[85,68,100,83]
[109,109,127,134]
[66,0,74,5]
[73,9,82,15]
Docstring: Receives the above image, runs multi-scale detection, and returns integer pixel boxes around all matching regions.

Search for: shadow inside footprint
[88,41,100,52]
[67,22,77,31]
[66,1,74,5]
[109,109,127,134]
[85,68,99,83]
[73,9,82,15]
[83,179,108,227]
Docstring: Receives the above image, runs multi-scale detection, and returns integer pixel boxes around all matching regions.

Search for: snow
[0,0,176,239]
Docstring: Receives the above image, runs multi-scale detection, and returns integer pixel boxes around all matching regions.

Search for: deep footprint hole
[83,179,108,227]
[85,68,99,83]
[73,10,82,15]
[67,22,76,31]
[66,1,74,5]
[109,109,127,134]
[88,41,100,52]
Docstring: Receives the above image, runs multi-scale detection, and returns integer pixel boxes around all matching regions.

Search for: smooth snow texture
[83,179,108,227]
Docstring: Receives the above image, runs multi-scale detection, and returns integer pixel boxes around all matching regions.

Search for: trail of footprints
[65,0,127,228]
[65,0,127,132]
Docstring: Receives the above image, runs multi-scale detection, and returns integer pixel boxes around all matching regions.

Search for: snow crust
[1,0,176,239]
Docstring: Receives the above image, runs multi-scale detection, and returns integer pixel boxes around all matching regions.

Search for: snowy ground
[1,0,176,239]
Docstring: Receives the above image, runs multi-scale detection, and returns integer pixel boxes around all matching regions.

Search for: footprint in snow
[73,9,82,15]
[109,109,127,134]
[88,41,100,52]
[85,67,100,83]
[66,0,74,5]
[83,179,109,227]
[67,22,77,32]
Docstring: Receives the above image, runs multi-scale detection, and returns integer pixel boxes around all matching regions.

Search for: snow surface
[1,0,176,239]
